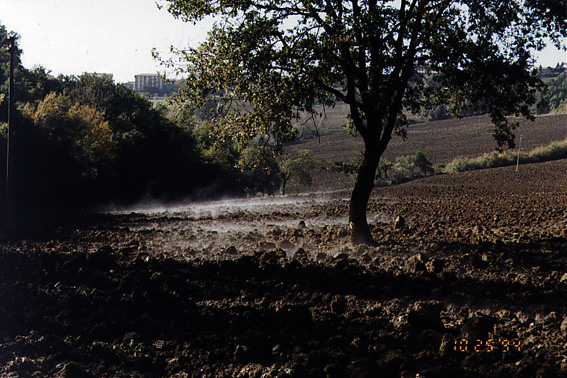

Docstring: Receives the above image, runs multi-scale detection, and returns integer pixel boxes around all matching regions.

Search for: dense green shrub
[445,139,567,173]
[389,152,435,181]
[526,140,567,162]
[372,152,436,186]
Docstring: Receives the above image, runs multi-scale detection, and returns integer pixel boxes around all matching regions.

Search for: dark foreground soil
[1,159,566,377]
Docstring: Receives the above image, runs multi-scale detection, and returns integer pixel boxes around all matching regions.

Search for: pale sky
[0,0,213,83]
[0,0,565,83]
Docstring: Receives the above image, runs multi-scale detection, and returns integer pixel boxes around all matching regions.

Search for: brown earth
[1,155,566,377]
[287,112,567,192]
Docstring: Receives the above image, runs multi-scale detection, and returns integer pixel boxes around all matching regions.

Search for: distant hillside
[287,112,567,193]
[536,72,567,114]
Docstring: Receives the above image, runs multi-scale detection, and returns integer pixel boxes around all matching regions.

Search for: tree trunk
[349,139,383,245]
[281,177,287,196]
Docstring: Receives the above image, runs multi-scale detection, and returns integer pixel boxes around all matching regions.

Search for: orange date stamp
[453,338,522,353]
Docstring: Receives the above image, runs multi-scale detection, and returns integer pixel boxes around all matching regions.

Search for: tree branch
[314,79,348,103]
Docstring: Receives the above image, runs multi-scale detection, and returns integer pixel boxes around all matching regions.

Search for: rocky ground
[1,159,566,377]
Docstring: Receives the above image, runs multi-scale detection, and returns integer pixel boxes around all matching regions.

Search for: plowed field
[0,114,566,377]
[288,112,566,192]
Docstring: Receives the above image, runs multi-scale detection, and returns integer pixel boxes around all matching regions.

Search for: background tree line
[416,66,566,121]
[534,71,567,114]
[0,69,219,212]
[1,24,314,217]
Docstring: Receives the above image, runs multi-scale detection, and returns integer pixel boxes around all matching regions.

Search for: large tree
[160,0,566,244]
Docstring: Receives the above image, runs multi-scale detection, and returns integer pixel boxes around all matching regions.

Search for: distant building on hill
[538,62,566,78]
[133,73,178,96]
[134,73,165,91]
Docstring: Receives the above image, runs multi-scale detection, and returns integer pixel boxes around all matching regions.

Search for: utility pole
[515,135,522,173]
[4,36,16,227]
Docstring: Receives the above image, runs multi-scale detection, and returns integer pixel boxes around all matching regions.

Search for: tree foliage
[377,158,393,180]
[0,22,230,213]
[238,145,282,195]
[536,71,567,114]
[22,92,117,176]
[58,74,215,202]
[280,149,313,195]
[15,93,117,207]
[162,0,566,244]
[393,152,434,179]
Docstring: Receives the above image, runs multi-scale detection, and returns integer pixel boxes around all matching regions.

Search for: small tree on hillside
[280,149,314,195]
[238,145,282,195]
[159,0,565,244]
[414,152,434,176]
[392,152,434,179]
[377,159,393,180]
[393,155,416,178]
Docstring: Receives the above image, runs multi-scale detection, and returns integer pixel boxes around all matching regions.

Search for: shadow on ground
[1,239,566,377]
